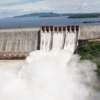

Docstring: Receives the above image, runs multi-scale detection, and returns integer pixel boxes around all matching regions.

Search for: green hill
[13,12,79,18]
[13,12,100,18]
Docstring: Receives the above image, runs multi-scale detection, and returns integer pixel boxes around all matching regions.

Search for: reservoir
[0,16,100,29]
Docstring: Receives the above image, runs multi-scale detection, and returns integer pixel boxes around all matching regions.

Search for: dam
[0,25,100,59]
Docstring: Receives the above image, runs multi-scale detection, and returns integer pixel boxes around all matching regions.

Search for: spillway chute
[40,26,45,50]
[73,26,77,44]
[46,27,52,51]
[40,26,52,51]
[52,27,65,51]
[63,26,78,51]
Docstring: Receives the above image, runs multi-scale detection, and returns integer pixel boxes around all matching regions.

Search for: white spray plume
[0,49,99,100]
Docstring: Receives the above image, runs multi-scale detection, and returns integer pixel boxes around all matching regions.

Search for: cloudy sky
[0,0,100,18]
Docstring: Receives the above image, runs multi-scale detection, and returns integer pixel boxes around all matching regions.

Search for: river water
[0,16,100,29]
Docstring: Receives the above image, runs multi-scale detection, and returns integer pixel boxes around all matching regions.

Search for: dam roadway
[0,25,100,59]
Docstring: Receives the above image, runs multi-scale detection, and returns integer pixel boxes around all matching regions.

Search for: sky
[0,0,100,18]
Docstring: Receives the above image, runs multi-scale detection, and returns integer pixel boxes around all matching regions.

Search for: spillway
[40,26,79,51]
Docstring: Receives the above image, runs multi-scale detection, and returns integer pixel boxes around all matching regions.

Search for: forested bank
[83,21,100,23]
[75,41,100,79]
[68,14,100,18]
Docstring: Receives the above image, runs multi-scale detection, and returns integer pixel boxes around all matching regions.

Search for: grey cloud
[0,0,100,18]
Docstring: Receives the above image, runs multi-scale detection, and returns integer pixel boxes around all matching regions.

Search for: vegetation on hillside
[13,12,76,18]
[75,41,100,78]
[83,21,100,23]
[13,12,100,18]
[14,12,100,18]
[39,15,61,18]
[68,14,100,18]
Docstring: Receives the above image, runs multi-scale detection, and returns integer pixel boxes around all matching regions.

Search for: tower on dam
[0,25,100,60]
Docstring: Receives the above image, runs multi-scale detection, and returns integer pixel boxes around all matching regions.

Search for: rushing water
[41,28,77,51]
[0,16,100,29]
[41,30,52,51]
[52,31,64,50]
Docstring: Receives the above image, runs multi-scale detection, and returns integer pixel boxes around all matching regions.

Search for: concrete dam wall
[79,25,100,40]
[0,25,100,59]
[0,28,40,59]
